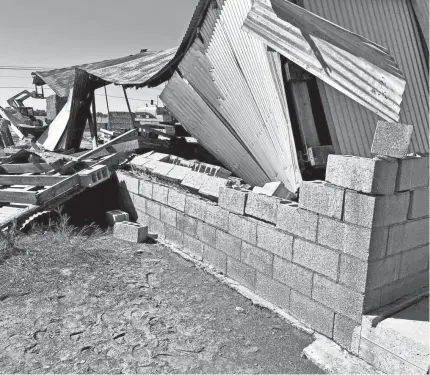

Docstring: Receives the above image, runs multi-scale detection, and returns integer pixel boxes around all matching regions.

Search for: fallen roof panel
[242,0,406,122]
[34,48,177,97]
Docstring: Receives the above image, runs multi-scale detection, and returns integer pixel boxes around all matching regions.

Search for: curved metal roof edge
[146,0,214,87]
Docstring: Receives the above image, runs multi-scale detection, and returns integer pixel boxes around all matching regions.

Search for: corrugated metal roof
[162,0,302,190]
[242,0,406,122]
[411,0,429,49]
[161,72,270,185]
[34,48,177,97]
[302,0,429,156]
[145,0,214,88]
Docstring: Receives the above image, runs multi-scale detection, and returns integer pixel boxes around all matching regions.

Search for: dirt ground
[0,228,322,374]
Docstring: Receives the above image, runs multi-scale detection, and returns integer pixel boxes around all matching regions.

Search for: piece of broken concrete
[106,210,129,226]
[371,121,414,158]
[252,181,295,199]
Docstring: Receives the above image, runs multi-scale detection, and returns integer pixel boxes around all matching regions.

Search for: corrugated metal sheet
[302,0,429,156]
[34,48,177,97]
[411,0,429,48]
[161,72,270,185]
[243,0,406,123]
[174,0,301,190]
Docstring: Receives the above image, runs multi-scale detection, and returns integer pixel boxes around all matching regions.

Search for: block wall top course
[326,154,398,195]
[245,193,282,224]
[396,154,429,191]
[371,121,414,158]
[218,187,249,215]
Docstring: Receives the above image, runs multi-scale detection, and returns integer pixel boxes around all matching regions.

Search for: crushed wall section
[115,153,429,353]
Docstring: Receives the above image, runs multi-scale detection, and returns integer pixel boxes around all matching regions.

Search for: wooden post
[104,85,111,130]
[90,91,98,149]
[122,86,134,128]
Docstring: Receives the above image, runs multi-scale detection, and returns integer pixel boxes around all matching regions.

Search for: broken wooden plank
[0,175,66,186]
[307,145,334,167]
[35,175,81,205]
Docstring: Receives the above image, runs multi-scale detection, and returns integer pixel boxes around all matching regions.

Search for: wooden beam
[36,175,81,205]
[0,163,53,174]
[0,175,66,186]
[0,189,38,204]
[91,91,98,149]
[122,86,134,127]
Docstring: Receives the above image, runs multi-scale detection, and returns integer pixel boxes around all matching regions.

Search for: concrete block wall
[116,153,429,352]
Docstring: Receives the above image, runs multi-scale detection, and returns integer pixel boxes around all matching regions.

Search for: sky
[0,0,199,112]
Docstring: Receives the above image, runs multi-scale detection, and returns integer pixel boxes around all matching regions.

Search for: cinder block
[165,165,192,183]
[203,245,227,273]
[133,194,146,212]
[318,216,389,261]
[276,202,318,241]
[152,184,169,205]
[196,221,217,248]
[313,274,364,321]
[344,190,409,228]
[227,258,256,291]
[205,204,229,231]
[176,213,198,236]
[387,218,429,255]
[160,206,177,227]
[245,193,281,224]
[399,245,429,279]
[396,154,429,191]
[257,224,293,260]
[228,214,257,245]
[181,171,209,191]
[146,200,161,219]
[184,196,207,221]
[371,121,414,158]
[139,180,153,199]
[106,210,129,226]
[114,221,148,243]
[165,225,184,247]
[167,189,186,212]
[380,270,428,307]
[299,181,345,219]
[183,234,204,260]
[366,255,401,291]
[148,217,165,239]
[363,288,382,313]
[273,257,313,296]
[152,162,174,178]
[290,291,335,337]
[219,187,248,215]
[339,255,368,292]
[293,239,339,280]
[215,230,241,259]
[198,176,230,200]
[255,272,290,310]
[326,155,398,195]
[136,210,149,226]
[253,181,291,199]
[241,242,274,276]
[333,314,361,351]
[408,187,429,219]
[116,171,139,194]
[79,165,111,187]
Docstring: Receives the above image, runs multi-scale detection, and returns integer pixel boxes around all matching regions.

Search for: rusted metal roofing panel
[34,48,177,97]
[161,72,269,185]
[302,0,429,156]
[411,0,429,49]
[242,0,406,122]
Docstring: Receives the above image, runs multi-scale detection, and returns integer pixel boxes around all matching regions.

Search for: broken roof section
[243,0,406,122]
[33,48,177,97]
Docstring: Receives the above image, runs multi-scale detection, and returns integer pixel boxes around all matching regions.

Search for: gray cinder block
[114,221,148,243]
[299,181,345,219]
[396,154,429,191]
[257,224,293,260]
[227,257,256,291]
[106,210,129,226]
[152,184,169,205]
[205,204,229,231]
[228,214,257,245]
[245,192,282,224]
[273,257,313,296]
[255,273,291,310]
[241,242,274,276]
[219,187,249,215]
[116,171,139,195]
[203,245,227,273]
[408,187,429,219]
[276,201,318,241]
[371,121,413,158]
[326,154,398,195]
[167,188,186,212]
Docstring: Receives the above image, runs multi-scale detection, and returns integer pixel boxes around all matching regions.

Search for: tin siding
[303,0,429,156]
